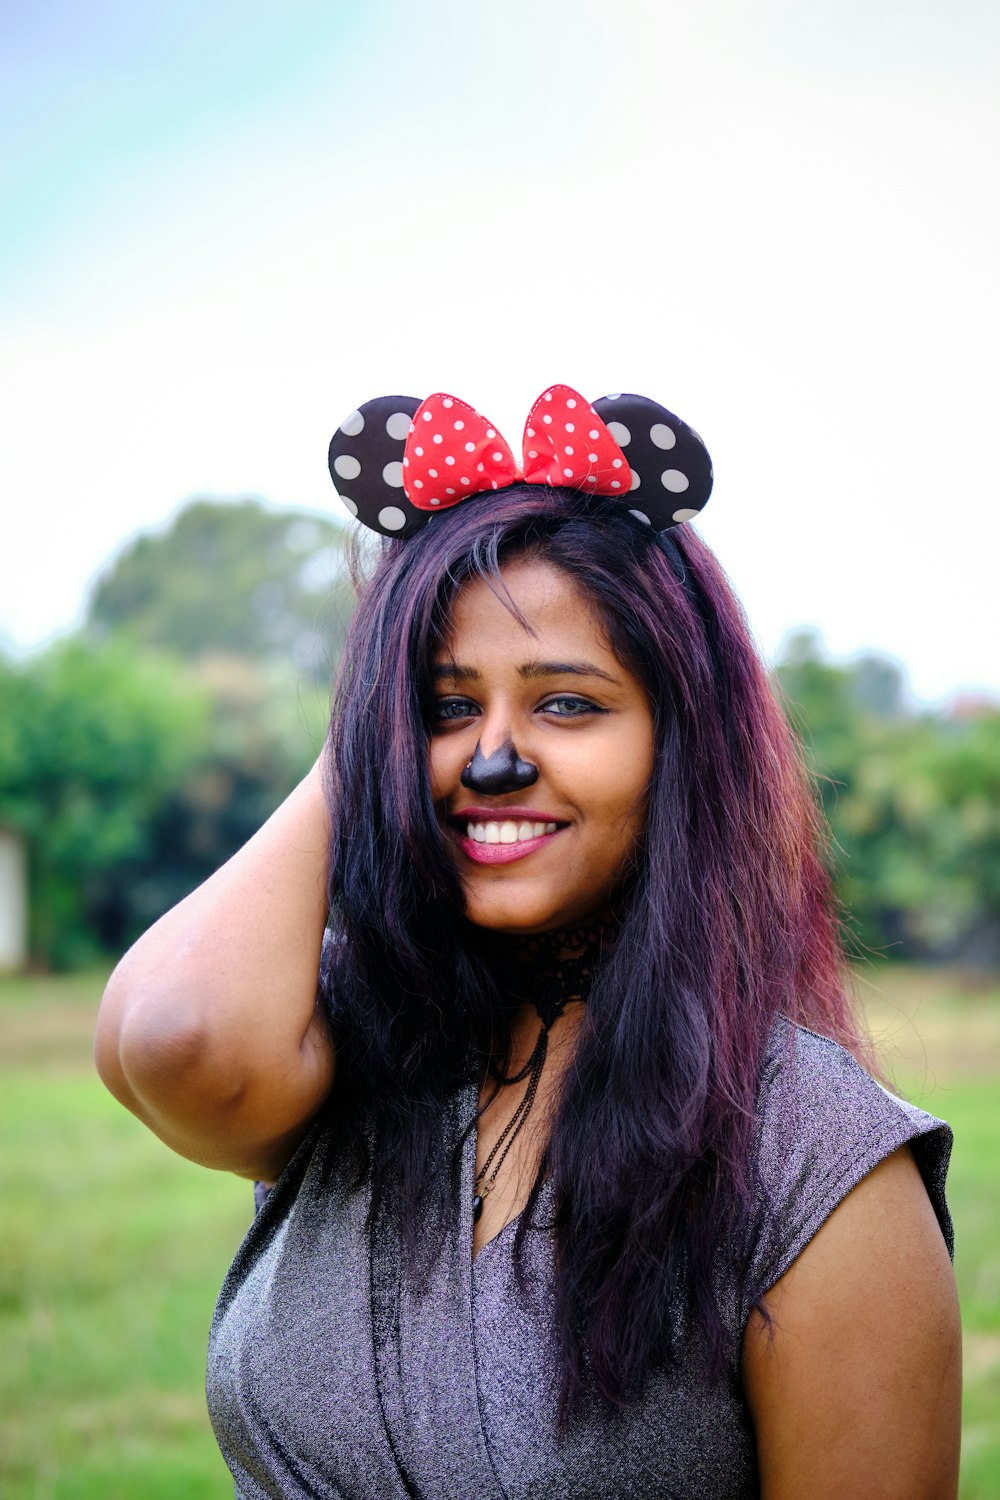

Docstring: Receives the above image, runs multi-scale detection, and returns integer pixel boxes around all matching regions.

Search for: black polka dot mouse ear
[592,393,713,530]
[328,395,429,539]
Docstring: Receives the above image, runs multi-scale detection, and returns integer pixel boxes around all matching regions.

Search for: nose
[460,737,539,795]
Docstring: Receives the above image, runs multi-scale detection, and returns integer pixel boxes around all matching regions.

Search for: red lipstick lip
[449,807,567,827]
[456,828,563,865]
[445,810,569,864]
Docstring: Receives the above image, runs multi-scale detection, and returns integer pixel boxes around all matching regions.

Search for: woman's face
[428,557,655,935]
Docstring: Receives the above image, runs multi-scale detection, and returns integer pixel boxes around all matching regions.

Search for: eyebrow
[431,659,620,684]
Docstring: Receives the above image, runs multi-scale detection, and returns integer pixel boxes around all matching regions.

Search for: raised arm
[94,756,335,1181]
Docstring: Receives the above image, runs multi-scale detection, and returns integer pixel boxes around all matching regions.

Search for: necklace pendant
[473,1194,484,1222]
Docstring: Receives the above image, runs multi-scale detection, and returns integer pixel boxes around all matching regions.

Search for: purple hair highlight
[323,485,869,1418]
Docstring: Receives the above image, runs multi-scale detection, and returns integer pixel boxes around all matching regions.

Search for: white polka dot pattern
[592,392,713,531]
[660,470,690,493]
[520,385,630,494]
[402,385,630,512]
[328,394,426,537]
[329,388,712,539]
[403,393,518,511]
[377,506,407,532]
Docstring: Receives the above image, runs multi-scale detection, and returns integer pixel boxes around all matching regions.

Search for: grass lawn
[858,965,1000,1497]
[1,965,997,1497]
[1,970,248,1499]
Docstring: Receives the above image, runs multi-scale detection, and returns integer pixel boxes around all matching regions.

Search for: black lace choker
[495,920,609,1022]
[473,920,612,1222]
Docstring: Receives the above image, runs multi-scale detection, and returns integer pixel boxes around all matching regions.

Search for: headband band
[328,384,712,540]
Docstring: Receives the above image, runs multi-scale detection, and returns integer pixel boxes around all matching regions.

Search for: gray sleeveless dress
[207,1021,952,1498]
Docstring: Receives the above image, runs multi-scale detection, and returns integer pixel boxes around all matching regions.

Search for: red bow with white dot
[328,386,713,539]
[404,385,632,512]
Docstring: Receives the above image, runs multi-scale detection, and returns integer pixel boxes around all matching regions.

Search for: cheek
[610,792,650,851]
[427,746,446,803]
[607,743,654,844]
[428,738,467,803]
[578,775,651,857]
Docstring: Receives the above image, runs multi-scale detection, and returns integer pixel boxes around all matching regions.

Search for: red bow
[402,384,633,512]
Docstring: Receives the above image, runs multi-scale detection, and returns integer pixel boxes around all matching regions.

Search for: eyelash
[544,695,604,718]
[430,694,605,723]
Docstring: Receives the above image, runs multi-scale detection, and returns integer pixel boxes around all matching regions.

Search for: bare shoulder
[742,1144,961,1500]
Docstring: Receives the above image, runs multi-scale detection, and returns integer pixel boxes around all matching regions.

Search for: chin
[468,914,559,937]
[462,888,604,937]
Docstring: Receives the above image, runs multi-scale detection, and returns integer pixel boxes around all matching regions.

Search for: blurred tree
[0,641,209,968]
[87,499,354,682]
[850,652,907,720]
[775,631,1000,966]
[0,640,329,969]
[774,628,865,827]
[117,654,329,946]
[0,498,352,966]
[840,711,1000,965]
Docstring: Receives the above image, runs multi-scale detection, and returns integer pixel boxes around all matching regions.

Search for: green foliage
[776,632,1000,965]
[0,638,329,969]
[87,498,354,682]
[0,497,345,968]
[0,969,247,1499]
[859,966,1000,1499]
[0,642,210,968]
[127,654,329,933]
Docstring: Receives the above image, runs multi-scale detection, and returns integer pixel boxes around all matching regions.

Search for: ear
[591,393,713,530]
[328,395,430,539]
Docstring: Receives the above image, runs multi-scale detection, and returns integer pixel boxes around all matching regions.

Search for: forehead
[439,559,609,659]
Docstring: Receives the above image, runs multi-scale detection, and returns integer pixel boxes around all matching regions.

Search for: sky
[2,0,997,705]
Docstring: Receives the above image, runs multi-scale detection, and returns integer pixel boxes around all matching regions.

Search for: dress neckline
[463,1075,556,1266]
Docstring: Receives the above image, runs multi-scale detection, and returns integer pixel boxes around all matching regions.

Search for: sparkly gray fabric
[207,1022,952,1498]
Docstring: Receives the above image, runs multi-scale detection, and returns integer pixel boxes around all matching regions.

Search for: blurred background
[1,1,997,1495]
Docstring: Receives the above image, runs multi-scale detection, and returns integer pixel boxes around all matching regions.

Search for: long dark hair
[324,485,864,1415]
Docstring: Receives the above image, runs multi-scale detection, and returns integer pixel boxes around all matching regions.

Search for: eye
[430,696,480,723]
[540,694,607,718]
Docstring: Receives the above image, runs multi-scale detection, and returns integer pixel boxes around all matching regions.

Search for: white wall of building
[0,829,28,971]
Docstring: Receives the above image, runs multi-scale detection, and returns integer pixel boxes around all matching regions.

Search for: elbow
[94,961,241,1117]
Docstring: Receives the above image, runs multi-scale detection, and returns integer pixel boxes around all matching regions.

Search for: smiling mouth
[449,812,566,865]
[465,818,558,844]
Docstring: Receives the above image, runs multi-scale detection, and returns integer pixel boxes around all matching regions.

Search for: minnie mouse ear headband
[328,384,712,540]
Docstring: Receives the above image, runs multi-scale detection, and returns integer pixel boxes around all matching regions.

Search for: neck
[481,918,616,1029]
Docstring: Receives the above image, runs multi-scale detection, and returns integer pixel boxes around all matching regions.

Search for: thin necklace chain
[474,1027,549,1216]
[472,920,609,1222]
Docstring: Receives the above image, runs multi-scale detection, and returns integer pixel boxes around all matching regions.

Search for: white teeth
[465,819,561,844]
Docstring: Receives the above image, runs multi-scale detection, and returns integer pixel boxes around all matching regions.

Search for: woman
[96,386,961,1498]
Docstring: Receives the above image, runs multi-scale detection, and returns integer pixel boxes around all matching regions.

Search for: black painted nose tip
[460,739,539,795]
